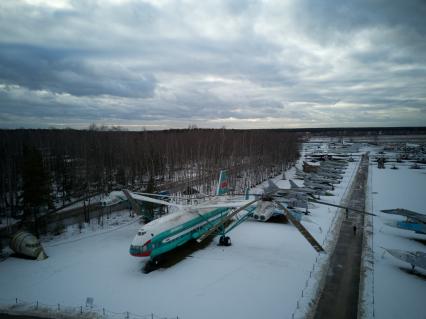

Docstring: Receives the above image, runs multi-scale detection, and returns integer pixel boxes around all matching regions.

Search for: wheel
[224,236,231,246]
[219,236,225,246]
[143,258,160,273]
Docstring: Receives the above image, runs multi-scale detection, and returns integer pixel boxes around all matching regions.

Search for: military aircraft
[288,179,326,196]
[382,248,426,271]
[295,168,340,185]
[319,166,345,175]
[305,175,338,186]
[381,208,426,235]
[102,172,324,271]
[316,170,343,180]
[107,167,371,272]
[320,160,348,168]
[304,179,334,191]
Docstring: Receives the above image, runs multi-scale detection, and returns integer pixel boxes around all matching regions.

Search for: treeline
[0,128,300,219]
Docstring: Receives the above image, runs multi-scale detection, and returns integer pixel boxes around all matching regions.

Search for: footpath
[313,154,369,319]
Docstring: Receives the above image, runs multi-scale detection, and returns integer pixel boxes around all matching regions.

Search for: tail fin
[289,180,299,189]
[264,180,280,195]
[216,170,229,196]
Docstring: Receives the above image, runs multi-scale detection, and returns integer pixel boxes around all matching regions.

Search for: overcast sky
[0,0,425,130]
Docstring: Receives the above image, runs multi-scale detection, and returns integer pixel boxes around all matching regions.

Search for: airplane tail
[265,180,280,195]
[216,169,229,196]
[289,180,299,189]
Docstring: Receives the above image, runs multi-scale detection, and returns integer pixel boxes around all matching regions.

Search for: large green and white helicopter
[101,169,372,271]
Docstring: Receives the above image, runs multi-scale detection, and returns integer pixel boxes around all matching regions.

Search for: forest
[0,128,301,220]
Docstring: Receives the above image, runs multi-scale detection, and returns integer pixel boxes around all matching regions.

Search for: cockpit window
[138,231,146,236]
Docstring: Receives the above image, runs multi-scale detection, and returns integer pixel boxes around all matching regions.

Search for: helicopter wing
[124,190,184,208]
[190,200,254,210]
[196,198,260,243]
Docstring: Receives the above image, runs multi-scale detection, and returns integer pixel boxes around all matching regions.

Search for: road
[313,155,368,319]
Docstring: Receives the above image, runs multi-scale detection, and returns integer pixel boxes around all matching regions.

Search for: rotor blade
[273,200,325,253]
[308,199,376,216]
[196,198,260,243]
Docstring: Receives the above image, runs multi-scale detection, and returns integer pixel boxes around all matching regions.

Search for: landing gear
[219,236,231,246]
[143,257,160,273]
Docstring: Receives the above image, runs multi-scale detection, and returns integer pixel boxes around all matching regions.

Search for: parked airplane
[316,170,343,180]
[383,248,426,271]
[288,180,326,196]
[303,161,346,175]
[320,160,348,168]
[381,208,426,235]
[295,168,340,184]
[305,174,339,185]
[319,166,345,175]
[304,180,334,191]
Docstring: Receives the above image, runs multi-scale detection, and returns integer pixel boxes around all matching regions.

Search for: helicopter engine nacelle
[253,201,275,222]
[10,230,47,260]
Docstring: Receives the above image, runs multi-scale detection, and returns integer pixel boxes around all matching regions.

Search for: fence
[0,297,180,319]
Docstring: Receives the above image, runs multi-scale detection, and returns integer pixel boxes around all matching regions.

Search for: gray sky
[1,0,425,130]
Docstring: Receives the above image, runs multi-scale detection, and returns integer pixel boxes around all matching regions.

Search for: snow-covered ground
[0,148,361,319]
[361,154,426,319]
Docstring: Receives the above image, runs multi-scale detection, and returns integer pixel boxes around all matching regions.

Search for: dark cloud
[0,0,424,129]
[0,43,156,98]
[293,0,426,45]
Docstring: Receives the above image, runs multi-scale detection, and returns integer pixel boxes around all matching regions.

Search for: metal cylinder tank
[9,230,47,260]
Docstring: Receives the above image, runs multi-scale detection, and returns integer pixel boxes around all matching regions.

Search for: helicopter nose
[130,244,151,257]
[130,245,141,256]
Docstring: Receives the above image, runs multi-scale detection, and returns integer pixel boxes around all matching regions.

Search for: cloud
[0,0,425,129]
[0,43,157,97]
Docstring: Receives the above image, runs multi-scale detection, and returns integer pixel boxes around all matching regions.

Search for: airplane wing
[382,248,426,270]
[381,209,426,223]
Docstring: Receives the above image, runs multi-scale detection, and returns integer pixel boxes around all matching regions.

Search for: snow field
[361,155,426,319]
[0,152,361,319]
